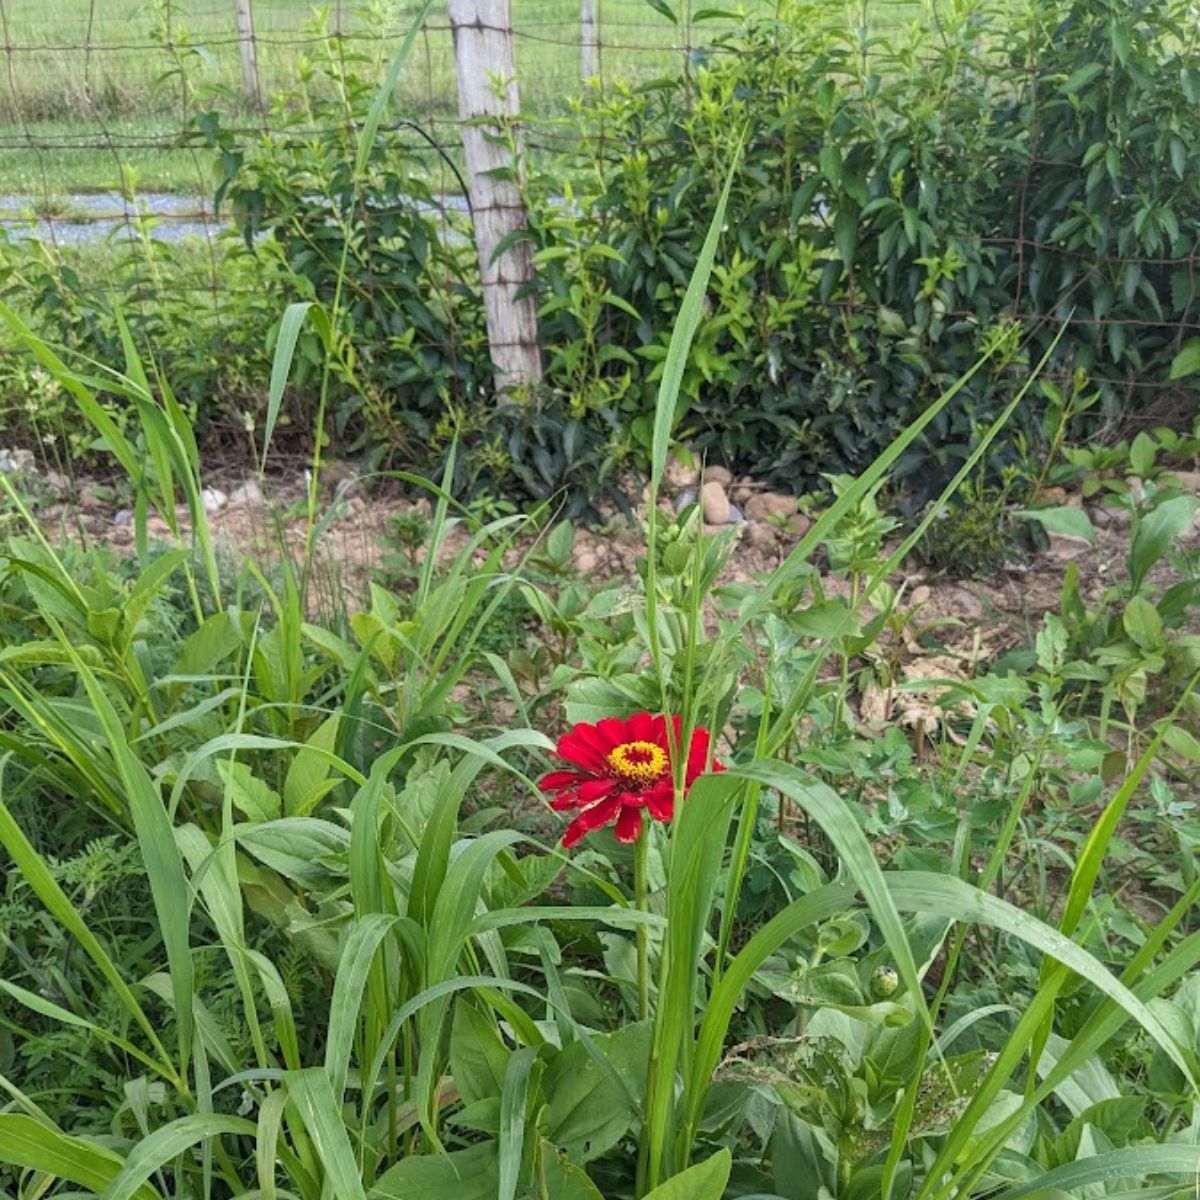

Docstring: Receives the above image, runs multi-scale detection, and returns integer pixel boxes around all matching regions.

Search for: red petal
[645,782,674,822]
[626,711,655,742]
[562,793,622,846]
[614,805,643,842]
[684,727,724,785]
[549,792,582,812]
[577,778,618,803]
[595,717,628,750]
[540,770,589,792]
[684,727,711,783]
[557,732,608,772]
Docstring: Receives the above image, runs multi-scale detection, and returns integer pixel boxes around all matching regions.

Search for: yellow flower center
[607,740,669,786]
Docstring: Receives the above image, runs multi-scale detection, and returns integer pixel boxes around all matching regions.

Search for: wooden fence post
[233,0,261,109]
[581,0,598,82]
[449,0,543,396]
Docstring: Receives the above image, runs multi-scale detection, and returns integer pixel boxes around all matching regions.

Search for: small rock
[701,480,731,525]
[0,448,34,475]
[703,464,733,487]
[731,475,758,504]
[42,470,69,496]
[728,503,745,524]
[113,508,133,527]
[228,479,264,507]
[949,586,985,620]
[1047,532,1091,563]
[789,513,812,537]
[1126,476,1147,502]
[1173,470,1200,494]
[664,453,699,491]
[1090,502,1131,530]
[146,516,172,537]
[201,487,227,514]
[909,584,932,607]
[744,491,796,522]
[673,487,698,514]
[745,522,777,550]
[1034,485,1068,505]
[575,549,599,574]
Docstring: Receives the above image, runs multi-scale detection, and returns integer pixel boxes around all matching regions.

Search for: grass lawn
[0,0,917,196]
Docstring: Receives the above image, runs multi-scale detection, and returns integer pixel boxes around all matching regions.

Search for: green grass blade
[886,871,1196,1084]
[97,1114,254,1200]
[53,622,197,1074]
[0,1115,161,1200]
[992,1146,1200,1200]
[325,913,399,1103]
[354,0,436,179]
[0,761,174,1078]
[498,1047,540,1200]
[263,302,314,473]
[731,763,930,1025]
[283,1069,370,1200]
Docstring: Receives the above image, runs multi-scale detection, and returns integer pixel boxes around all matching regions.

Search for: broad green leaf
[1169,338,1200,380]
[643,1149,732,1200]
[371,1142,497,1198]
[1016,505,1096,546]
[1130,495,1198,590]
[1122,596,1163,651]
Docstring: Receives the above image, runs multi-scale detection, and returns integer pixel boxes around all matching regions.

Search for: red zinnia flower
[540,713,723,848]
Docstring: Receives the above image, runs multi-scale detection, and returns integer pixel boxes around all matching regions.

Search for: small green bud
[871,965,900,998]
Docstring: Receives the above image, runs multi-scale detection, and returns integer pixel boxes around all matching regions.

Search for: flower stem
[634,831,650,1022]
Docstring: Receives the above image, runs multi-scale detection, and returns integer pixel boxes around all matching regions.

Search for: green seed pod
[871,965,900,998]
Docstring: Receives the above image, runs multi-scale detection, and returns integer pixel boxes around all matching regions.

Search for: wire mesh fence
[0,0,1197,441]
[0,0,923,239]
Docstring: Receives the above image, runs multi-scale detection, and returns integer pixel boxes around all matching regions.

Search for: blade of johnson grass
[177,824,269,1071]
[886,872,1196,1083]
[0,761,175,1080]
[96,1115,255,1200]
[282,1069,368,1200]
[0,300,143,481]
[733,763,931,1024]
[51,621,197,1076]
[1027,677,1199,1082]
[325,913,399,1103]
[353,0,436,179]
[0,1115,161,1200]
[263,302,314,473]
[498,1047,540,1200]
[0,980,169,1080]
[991,1148,1200,1200]
[677,882,857,1162]
[644,770,744,1188]
[643,135,743,708]
[922,886,1200,1200]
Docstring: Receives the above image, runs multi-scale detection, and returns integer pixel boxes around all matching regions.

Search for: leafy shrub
[525,0,1200,502]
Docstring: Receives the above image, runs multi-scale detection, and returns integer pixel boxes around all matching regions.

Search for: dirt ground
[35,464,1189,637]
